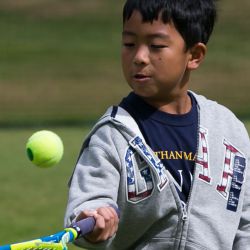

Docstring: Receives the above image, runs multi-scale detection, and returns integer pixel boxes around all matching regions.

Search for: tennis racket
[0,216,95,250]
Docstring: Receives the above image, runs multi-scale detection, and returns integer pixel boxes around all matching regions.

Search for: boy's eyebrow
[122,30,170,39]
[122,31,136,37]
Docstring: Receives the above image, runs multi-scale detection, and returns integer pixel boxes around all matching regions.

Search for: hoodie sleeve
[233,139,250,249]
[64,124,121,249]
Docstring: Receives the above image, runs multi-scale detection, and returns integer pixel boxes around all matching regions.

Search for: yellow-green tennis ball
[26,130,64,168]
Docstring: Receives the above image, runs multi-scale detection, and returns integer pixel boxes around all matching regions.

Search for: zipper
[176,202,188,249]
[181,104,200,221]
[182,203,188,221]
[177,101,201,249]
[183,102,201,212]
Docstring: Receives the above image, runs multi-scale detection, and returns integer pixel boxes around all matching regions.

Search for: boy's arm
[64,125,121,248]
[233,155,250,248]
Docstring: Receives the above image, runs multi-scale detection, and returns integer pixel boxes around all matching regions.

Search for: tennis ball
[26,130,64,168]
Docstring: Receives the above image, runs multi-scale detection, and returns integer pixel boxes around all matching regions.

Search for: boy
[64,0,250,249]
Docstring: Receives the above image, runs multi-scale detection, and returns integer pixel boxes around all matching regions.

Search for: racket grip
[73,216,96,236]
[72,205,120,237]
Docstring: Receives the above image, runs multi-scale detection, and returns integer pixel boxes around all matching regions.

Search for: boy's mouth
[133,73,151,81]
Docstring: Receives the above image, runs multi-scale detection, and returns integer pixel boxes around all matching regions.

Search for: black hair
[123,0,217,49]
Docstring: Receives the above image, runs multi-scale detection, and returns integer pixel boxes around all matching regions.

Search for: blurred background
[0,0,249,249]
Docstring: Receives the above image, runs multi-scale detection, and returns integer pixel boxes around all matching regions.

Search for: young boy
[64,0,250,249]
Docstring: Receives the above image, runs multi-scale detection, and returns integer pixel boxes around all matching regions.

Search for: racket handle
[73,216,96,236]
[72,205,120,237]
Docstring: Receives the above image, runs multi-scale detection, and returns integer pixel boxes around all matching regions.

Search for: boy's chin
[132,89,158,100]
[129,84,156,96]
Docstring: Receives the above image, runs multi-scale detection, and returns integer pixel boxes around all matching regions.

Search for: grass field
[0,0,128,126]
[0,0,250,249]
[0,0,250,126]
[0,126,89,249]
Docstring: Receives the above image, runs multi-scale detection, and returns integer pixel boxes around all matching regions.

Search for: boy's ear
[187,43,207,70]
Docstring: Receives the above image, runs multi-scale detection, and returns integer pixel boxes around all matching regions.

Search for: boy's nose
[133,45,150,65]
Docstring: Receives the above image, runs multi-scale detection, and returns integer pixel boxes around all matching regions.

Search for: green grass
[0,126,90,249]
[0,0,250,125]
[0,0,128,125]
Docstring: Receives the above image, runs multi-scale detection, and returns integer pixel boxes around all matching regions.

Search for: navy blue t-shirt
[119,92,198,204]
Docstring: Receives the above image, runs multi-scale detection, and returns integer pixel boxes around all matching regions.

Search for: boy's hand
[77,206,119,243]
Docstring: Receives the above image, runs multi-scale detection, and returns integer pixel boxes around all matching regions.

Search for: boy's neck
[142,92,192,115]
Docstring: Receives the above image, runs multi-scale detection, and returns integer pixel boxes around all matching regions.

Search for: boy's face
[122,11,193,106]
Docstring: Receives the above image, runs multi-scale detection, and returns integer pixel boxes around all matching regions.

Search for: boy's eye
[123,43,135,48]
[151,44,167,49]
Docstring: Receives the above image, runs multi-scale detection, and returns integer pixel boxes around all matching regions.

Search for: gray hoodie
[64,92,250,250]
